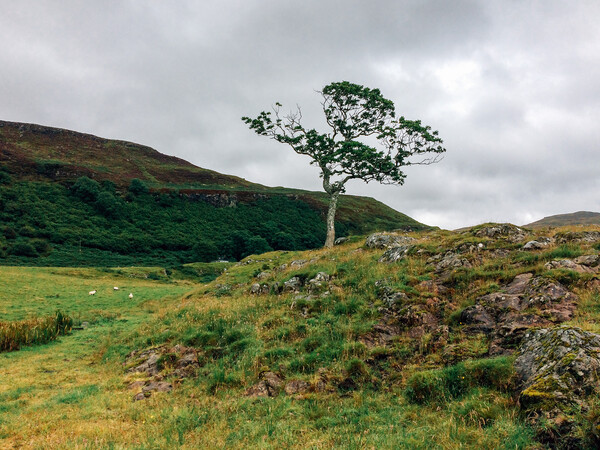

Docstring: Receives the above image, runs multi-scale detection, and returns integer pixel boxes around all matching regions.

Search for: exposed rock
[245,371,284,397]
[256,271,271,280]
[283,276,303,293]
[460,273,578,354]
[142,381,173,394]
[284,380,311,395]
[415,279,449,296]
[378,245,414,263]
[575,254,600,267]
[523,238,552,250]
[365,233,416,249]
[473,224,529,243]
[434,252,472,273]
[250,283,270,295]
[290,259,307,267]
[515,327,600,445]
[555,231,600,244]
[306,272,330,294]
[544,259,596,274]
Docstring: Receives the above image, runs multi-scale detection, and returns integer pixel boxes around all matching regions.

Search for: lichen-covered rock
[366,233,416,249]
[515,326,600,444]
[523,238,552,250]
[545,259,596,274]
[250,283,270,295]
[434,252,472,273]
[306,272,330,294]
[283,276,303,293]
[460,273,577,354]
[473,223,529,243]
[284,379,311,395]
[555,231,600,244]
[378,245,414,263]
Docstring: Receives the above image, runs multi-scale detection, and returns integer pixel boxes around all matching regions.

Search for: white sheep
[128,293,134,299]
[89,290,97,295]
[113,287,119,290]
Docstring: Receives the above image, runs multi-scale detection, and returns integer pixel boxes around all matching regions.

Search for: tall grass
[0,311,72,352]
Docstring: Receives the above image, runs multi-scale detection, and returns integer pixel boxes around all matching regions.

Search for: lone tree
[242,81,446,248]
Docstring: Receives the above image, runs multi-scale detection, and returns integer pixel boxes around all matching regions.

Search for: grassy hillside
[2,224,599,447]
[525,211,600,228]
[0,120,428,266]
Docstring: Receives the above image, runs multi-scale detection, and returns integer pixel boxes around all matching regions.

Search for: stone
[284,380,311,395]
[245,371,284,397]
[574,254,600,267]
[256,271,271,280]
[555,231,600,244]
[460,274,577,354]
[290,259,307,267]
[434,252,472,273]
[378,245,414,263]
[473,223,529,243]
[306,272,330,293]
[142,381,173,393]
[515,326,600,445]
[523,240,547,250]
[283,276,303,293]
[365,233,416,249]
[544,259,595,273]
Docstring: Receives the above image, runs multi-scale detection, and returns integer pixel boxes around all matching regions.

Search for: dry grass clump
[0,311,72,352]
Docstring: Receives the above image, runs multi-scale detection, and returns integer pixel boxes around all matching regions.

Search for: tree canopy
[243,81,446,247]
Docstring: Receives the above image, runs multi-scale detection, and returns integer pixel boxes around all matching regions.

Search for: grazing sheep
[128,293,134,299]
[89,290,97,295]
[113,287,119,290]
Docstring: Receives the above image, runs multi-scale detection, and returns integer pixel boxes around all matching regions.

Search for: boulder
[378,245,414,263]
[460,273,577,354]
[555,231,600,244]
[473,224,529,243]
[334,237,349,245]
[283,276,303,293]
[365,233,416,249]
[434,252,472,273]
[306,272,330,294]
[515,327,600,445]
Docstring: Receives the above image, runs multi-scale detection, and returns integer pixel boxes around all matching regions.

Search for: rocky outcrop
[555,231,600,244]
[515,327,600,446]
[472,224,529,243]
[378,245,415,263]
[365,233,416,249]
[460,273,578,354]
[125,344,200,401]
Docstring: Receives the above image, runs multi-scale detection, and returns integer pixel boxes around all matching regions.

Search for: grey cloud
[0,0,598,229]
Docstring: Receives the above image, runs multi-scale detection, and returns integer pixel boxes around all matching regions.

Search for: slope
[0,120,428,266]
[525,211,600,228]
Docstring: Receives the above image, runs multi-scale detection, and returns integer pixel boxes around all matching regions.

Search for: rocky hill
[117,223,600,448]
[525,211,600,228]
[0,120,428,266]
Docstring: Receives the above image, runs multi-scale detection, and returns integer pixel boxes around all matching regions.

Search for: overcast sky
[1,1,599,229]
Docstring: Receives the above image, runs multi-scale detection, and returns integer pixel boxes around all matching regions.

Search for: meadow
[1,225,599,448]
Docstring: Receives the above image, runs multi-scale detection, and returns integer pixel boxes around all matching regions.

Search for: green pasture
[0,266,193,322]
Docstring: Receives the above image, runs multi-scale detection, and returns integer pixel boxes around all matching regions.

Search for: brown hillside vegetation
[525,211,600,228]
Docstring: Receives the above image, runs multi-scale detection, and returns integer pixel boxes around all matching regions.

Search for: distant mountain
[524,211,600,228]
[0,120,428,266]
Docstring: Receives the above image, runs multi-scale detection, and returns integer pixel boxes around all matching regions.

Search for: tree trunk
[324,190,340,248]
